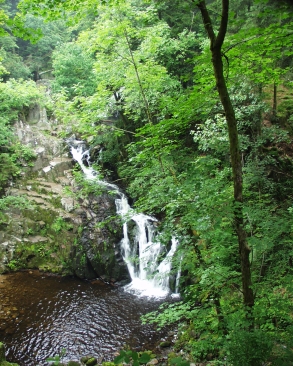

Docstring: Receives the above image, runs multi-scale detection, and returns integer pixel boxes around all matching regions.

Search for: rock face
[0,95,130,284]
[72,192,129,282]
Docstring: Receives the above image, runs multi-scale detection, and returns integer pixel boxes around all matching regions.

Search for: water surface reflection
[0,271,167,365]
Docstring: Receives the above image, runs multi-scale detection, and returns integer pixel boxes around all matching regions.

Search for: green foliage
[0,44,31,80]
[51,217,72,233]
[21,15,71,79]
[169,356,190,366]
[0,78,43,121]
[0,195,34,210]
[7,259,22,271]
[52,42,97,98]
[8,0,293,365]
[0,0,41,41]
[0,154,21,189]
[114,350,151,366]
[226,329,273,366]
[71,169,104,198]
[46,348,66,366]
[0,79,42,191]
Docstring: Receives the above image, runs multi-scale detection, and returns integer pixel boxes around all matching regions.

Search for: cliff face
[0,98,130,284]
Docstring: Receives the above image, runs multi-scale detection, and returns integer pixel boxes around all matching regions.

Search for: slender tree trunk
[123,29,153,125]
[212,46,254,309]
[197,0,254,310]
[272,82,277,119]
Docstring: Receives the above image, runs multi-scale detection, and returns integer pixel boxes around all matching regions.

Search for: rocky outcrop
[72,191,129,283]
[0,106,77,274]
[0,93,130,284]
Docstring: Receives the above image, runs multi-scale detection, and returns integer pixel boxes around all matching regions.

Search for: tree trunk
[197,0,254,310]
[272,82,277,119]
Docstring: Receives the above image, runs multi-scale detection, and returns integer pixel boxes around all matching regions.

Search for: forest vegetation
[1,0,293,365]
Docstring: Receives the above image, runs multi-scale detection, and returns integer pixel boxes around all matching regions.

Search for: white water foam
[71,143,180,298]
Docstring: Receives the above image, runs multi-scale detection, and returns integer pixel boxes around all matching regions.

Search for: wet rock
[71,192,130,283]
[61,197,75,212]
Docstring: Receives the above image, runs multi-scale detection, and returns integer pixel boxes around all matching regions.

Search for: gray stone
[61,197,75,212]
[147,359,158,365]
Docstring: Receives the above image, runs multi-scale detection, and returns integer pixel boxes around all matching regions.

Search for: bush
[226,329,273,366]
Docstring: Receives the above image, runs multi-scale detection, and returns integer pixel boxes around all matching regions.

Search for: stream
[0,270,170,365]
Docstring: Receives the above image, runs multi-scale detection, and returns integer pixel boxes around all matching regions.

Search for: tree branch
[215,0,229,48]
[196,0,216,45]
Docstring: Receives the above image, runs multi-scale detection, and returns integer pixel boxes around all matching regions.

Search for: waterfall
[174,254,183,294]
[70,142,179,297]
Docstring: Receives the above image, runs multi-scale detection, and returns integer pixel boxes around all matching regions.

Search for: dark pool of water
[0,270,168,366]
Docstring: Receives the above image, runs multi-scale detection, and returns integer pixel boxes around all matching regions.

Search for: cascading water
[70,141,179,297]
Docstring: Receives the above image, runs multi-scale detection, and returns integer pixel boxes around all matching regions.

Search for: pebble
[147,358,159,365]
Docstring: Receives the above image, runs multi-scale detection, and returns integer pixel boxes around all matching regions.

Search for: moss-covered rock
[0,106,130,284]
[71,192,130,283]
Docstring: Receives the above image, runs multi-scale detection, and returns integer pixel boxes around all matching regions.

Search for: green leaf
[138,353,151,364]
[114,351,126,364]
[170,357,190,366]
[124,355,131,363]
[131,351,139,361]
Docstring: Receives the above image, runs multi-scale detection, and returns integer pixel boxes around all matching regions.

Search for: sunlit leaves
[224,4,293,88]
[191,114,229,157]
[0,78,44,117]
[76,2,183,124]
[18,0,122,24]
[52,42,97,98]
